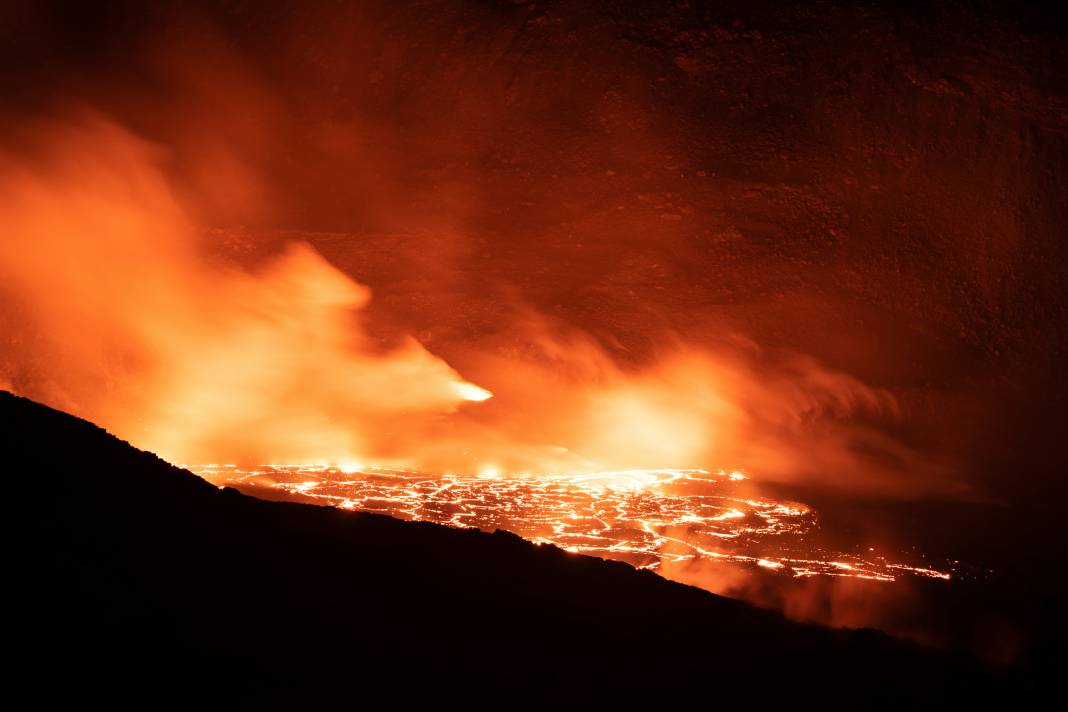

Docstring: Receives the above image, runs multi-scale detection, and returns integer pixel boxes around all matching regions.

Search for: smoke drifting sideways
[0,114,959,498]
[0,116,491,466]
[423,313,959,496]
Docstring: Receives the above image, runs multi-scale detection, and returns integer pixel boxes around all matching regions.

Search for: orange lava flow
[190,465,952,583]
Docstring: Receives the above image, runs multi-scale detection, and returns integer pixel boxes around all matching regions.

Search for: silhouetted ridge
[5,391,1008,705]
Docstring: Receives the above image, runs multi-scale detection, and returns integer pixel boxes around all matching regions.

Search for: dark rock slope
[6,390,1012,705]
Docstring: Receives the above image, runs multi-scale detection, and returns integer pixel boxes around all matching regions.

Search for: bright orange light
[0,114,952,501]
[193,464,954,585]
[454,382,493,402]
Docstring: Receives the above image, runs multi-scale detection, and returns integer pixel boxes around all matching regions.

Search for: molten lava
[191,464,953,585]
[0,117,960,613]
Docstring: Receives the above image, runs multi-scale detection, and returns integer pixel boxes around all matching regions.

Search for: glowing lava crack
[191,465,952,583]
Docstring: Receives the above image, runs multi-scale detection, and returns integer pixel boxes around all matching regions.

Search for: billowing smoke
[0,2,968,499]
[0,115,489,465]
[0,113,953,496]
[415,314,956,494]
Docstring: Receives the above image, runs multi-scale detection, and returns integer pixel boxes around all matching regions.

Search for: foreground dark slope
[7,391,1007,704]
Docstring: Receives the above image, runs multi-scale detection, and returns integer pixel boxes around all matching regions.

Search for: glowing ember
[190,465,952,583]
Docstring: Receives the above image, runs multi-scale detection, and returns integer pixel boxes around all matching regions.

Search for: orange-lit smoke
[659,554,944,645]
[413,314,955,494]
[0,114,954,497]
[0,115,489,466]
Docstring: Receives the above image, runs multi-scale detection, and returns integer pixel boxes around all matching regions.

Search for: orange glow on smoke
[0,116,488,466]
[0,115,955,497]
